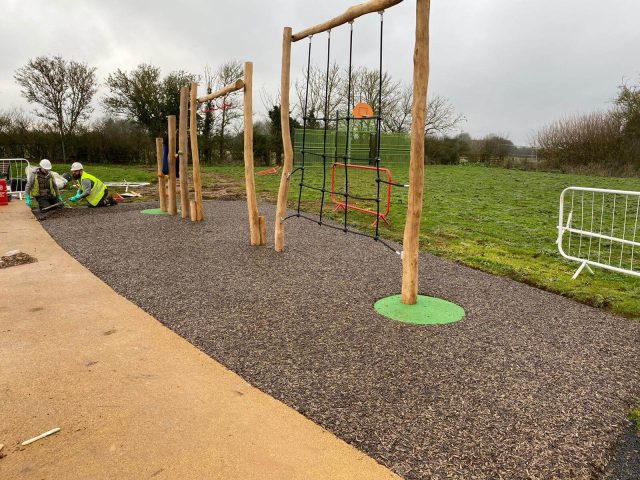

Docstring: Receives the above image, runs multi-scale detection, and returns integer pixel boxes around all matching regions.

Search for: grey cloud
[1,0,638,145]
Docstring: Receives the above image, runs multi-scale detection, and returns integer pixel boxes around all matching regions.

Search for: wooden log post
[178,86,190,219]
[189,83,203,222]
[167,115,178,216]
[401,0,430,305]
[258,215,266,245]
[291,0,403,41]
[155,137,167,212]
[189,82,204,221]
[274,27,294,252]
[243,62,262,246]
[197,79,244,103]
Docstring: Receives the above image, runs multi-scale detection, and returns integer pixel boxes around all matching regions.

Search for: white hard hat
[71,162,83,171]
[39,159,52,170]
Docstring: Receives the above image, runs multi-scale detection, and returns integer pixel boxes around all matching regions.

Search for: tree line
[1,54,470,166]
[3,55,637,175]
[534,79,640,175]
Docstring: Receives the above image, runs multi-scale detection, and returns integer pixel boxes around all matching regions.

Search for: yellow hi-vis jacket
[81,172,107,206]
[30,172,55,197]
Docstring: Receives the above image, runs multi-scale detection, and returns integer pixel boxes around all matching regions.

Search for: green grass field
[52,162,640,320]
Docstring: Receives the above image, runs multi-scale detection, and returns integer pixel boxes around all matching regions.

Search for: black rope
[375,11,384,239]
[320,30,332,224]
[282,211,400,254]
[343,21,354,232]
[297,35,313,216]
[298,178,384,202]
[378,178,409,188]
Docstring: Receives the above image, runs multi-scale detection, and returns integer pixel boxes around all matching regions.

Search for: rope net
[285,13,408,253]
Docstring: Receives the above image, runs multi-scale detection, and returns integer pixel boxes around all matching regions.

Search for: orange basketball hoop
[352,102,374,119]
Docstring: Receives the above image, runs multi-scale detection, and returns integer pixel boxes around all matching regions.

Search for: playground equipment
[275,0,433,306]
[292,126,410,227]
[557,186,640,278]
[155,62,266,246]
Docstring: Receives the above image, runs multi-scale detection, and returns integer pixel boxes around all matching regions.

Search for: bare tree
[294,62,344,127]
[425,95,466,136]
[202,65,217,137]
[383,87,464,136]
[0,108,32,134]
[260,86,280,114]
[14,55,97,160]
[384,85,412,133]
[349,67,401,125]
[534,112,623,169]
[215,60,244,160]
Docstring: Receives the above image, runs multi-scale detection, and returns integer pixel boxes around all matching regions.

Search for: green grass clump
[631,406,640,433]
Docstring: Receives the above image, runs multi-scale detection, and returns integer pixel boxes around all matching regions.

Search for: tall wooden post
[274,27,294,252]
[189,83,204,221]
[155,137,167,212]
[178,86,190,219]
[401,0,430,305]
[243,62,264,246]
[167,115,177,216]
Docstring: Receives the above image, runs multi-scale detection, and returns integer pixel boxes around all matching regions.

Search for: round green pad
[374,294,464,325]
[141,208,170,215]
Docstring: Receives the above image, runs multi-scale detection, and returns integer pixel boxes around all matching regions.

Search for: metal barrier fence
[292,128,411,168]
[557,186,640,278]
[0,158,31,199]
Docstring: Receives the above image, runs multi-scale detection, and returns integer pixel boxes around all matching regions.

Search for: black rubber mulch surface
[43,201,640,480]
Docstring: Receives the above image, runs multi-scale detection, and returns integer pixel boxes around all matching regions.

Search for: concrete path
[0,201,400,480]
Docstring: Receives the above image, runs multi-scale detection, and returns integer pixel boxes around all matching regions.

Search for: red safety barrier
[0,179,8,206]
[330,163,392,226]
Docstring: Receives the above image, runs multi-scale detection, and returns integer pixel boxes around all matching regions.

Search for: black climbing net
[284,12,405,253]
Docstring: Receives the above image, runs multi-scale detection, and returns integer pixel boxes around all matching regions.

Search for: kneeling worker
[25,159,65,212]
[68,162,116,207]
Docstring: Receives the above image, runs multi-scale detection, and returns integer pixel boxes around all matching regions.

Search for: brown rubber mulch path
[43,200,640,480]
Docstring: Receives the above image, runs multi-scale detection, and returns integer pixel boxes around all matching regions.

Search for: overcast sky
[1,0,639,145]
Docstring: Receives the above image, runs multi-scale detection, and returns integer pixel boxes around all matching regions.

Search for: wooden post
[258,215,266,246]
[291,0,403,41]
[167,115,177,216]
[401,0,430,305]
[189,200,197,221]
[274,27,294,252]
[197,80,244,103]
[178,86,190,219]
[189,82,204,221]
[155,137,167,212]
[243,62,262,246]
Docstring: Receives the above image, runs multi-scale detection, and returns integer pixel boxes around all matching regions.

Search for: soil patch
[111,172,245,203]
[0,251,37,268]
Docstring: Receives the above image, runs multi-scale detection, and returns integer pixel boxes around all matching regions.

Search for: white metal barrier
[0,158,31,199]
[557,186,640,279]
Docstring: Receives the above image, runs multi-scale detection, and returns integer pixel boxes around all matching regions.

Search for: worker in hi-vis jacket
[68,162,116,207]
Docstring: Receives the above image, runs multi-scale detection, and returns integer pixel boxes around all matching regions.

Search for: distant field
[52,162,640,320]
